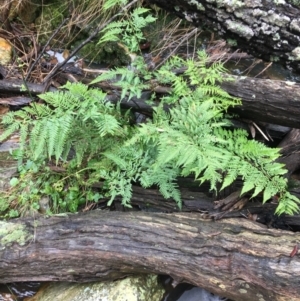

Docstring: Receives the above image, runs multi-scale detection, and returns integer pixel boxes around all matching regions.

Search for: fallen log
[147,0,300,73]
[0,96,32,106]
[221,75,300,129]
[94,73,300,129]
[277,129,300,176]
[0,79,57,96]
[2,69,300,128]
[0,211,299,301]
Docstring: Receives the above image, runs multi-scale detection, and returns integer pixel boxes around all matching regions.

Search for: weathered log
[277,129,300,176]
[2,69,300,127]
[0,211,299,301]
[0,96,32,106]
[0,79,57,96]
[147,0,300,73]
[111,74,300,129]
[115,184,300,230]
[66,72,300,129]
[220,75,300,128]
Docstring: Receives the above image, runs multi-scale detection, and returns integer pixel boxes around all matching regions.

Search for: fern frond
[54,114,73,163]
[103,0,128,10]
[1,35,297,216]
[73,141,86,166]
[276,192,300,215]
[220,156,240,190]
[172,77,190,97]
[91,66,129,84]
[29,119,47,159]
[0,122,20,142]
[47,119,59,158]
[99,27,123,44]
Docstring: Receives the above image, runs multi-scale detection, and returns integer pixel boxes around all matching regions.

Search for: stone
[0,38,12,65]
[25,274,165,301]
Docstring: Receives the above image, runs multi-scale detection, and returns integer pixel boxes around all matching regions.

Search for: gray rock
[27,274,165,301]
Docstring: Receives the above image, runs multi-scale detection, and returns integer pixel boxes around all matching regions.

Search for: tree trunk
[221,75,300,129]
[147,0,300,73]
[0,79,57,96]
[0,211,299,301]
[3,73,300,129]
[150,74,300,129]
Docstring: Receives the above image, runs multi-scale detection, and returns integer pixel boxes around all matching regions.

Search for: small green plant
[99,6,156,53]
[1,50,299,215]
[0,155,101,217]
[0,0,298,216]
[90,52,299,214]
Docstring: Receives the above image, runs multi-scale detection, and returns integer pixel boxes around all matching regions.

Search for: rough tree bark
[220,75,300,129]
[151,74,300,129]
[0,211,300,301]
[2,74,300,128]
[147,0,300,73]
[2,2,300,297]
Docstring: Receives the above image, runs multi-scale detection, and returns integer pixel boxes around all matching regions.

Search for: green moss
[9,0,41,24]
[227,39,238,46]
[77,41,131,66]
[0,221,32,249]
[35,2,68,46]
[287,0,300,7]
[135,274,164,300]
[270,55,280,62]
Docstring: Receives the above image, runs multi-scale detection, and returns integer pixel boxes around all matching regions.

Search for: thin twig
[1,0,13,33]
[254,61,272,78]
[252,122,270,141]
[42,0,139,84]
[154,28,199,70]
[25,17,70,81]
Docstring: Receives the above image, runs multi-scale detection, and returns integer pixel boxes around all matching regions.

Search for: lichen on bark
[225,20,254,40]
[0,221,33,249]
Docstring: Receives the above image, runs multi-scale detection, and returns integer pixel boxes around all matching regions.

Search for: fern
[98,24,124,44]
[98,4,156,53]
[0,3,298,216]
[91,65,150,100]
[0,82,128,166]
[103,0,129,11]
